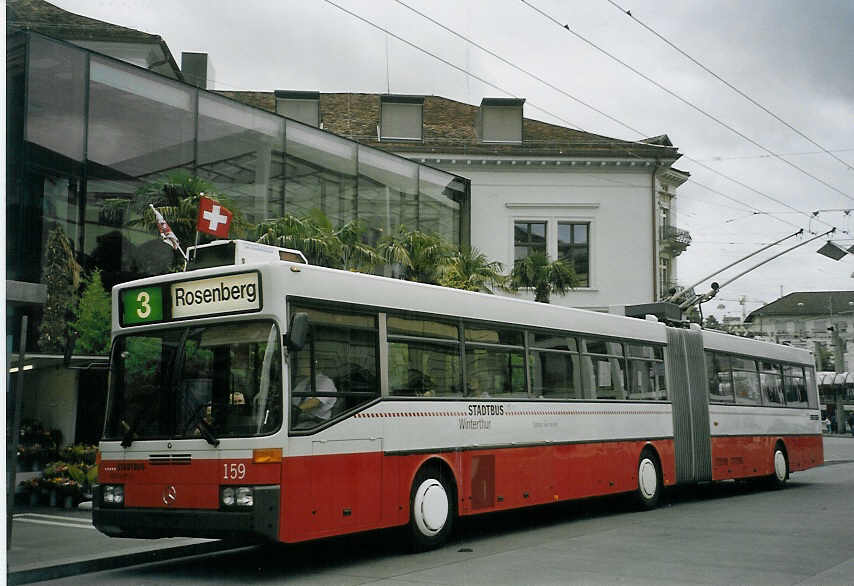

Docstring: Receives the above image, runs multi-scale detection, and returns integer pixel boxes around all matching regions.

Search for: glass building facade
[6,32,470,353]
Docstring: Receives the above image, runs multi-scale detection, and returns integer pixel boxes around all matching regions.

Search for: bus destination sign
[120,272,261,326]
[171,272,260,319]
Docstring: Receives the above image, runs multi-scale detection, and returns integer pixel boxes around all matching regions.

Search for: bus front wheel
[635,449,662,510]
[409,465,455,551]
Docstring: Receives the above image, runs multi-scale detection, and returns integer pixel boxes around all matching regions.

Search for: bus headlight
[221,487,235,506]
[221,486,254,508]
[236,487,254,507]
[102,484,124,507]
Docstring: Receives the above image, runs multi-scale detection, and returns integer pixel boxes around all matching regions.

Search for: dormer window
[380,95,423,141]
[275,90,320,127]
[480,97,524,143]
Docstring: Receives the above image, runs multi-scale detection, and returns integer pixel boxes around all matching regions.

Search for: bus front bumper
[92,485,280,541]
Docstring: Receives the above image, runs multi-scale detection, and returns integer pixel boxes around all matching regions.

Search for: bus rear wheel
[409,465,455,552]
[635,449,662,510]
[769,446,788,489]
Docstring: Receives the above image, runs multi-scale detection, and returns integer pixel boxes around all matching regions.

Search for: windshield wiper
[186,410,220,447]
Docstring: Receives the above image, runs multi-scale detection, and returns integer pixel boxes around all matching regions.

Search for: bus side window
[464,324,526,398]
[580,338,626,401]
[707,352,734,403]
[805,366,819,409]
[387,315,461,398]
[759,361,785,405]
[626,344,665,401]
[731,356,761,405]
[783,365,808,408]
[527,331,582,400]
[289,305,379,429]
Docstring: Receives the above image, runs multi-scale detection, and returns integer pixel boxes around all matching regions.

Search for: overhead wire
[520,0,854,203]
[321,0,593,132]
[603,0,854,173]
[201,0,825,232]
[373,0,817,230]
[694,148,854,163]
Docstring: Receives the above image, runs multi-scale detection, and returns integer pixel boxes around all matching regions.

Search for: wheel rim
[413,479,449,537]
[774,450,787,482]
[638,458,658,500]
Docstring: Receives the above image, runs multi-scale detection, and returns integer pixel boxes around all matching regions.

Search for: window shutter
[276,99,319,127]
[381,102,422,140]
[482,106,522,142]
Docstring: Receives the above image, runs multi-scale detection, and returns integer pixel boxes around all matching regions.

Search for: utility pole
[830,324,847,433]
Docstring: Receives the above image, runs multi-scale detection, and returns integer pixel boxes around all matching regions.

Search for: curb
[8,540,242,585]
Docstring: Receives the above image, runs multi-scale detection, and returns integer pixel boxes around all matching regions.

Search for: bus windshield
[105,320,283,443]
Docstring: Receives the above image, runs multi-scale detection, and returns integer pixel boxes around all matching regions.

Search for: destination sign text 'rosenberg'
[171,273,260,319]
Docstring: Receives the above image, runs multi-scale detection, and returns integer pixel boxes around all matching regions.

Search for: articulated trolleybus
[94,240,823,549]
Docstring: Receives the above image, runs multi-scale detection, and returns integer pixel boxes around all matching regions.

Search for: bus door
[665,327,712,483]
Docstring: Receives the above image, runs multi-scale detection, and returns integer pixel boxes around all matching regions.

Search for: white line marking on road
[14,518,97,530]
[14,513,92,524]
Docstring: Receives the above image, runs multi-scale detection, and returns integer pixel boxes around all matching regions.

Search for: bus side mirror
[285,312,309,351]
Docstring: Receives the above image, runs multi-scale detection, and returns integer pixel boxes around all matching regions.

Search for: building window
[481,98,523,143]
[514,221,546,261]
[275,90,319,127]
[380,96,423,141]
[659,257,671,296]
[558,222,589,287]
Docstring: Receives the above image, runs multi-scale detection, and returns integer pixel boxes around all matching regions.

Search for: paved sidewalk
[6,505,235,585]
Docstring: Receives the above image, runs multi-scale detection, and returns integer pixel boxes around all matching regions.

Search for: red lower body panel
[279,439,675,543]
[710,435,823,481]
[100,435,822,544]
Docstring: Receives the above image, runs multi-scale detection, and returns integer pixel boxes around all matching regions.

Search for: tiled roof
[6,0,182,80]
[745,291,854,321]
[7,0,159,42]
[218,91,681,160]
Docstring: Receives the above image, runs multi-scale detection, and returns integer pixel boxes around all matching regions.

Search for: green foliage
[258,215,513,296]
[377,225,453,284]
[508,252,578,303]
[815,342,833,371]
[703,315,722,330]
[257,209,379,271]
[685,306,702,325]
[38,226,81,353]
[72,269,111,355]
[111,172,249,266]
[439,247,507,293]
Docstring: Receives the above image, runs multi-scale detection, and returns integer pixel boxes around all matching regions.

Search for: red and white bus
[94,242,823,549]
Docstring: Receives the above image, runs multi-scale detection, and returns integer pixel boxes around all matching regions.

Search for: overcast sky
[53,0,854,320]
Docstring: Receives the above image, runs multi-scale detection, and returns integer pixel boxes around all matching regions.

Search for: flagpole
[149,203,188,262]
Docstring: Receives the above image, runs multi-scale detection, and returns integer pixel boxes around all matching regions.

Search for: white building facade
[222,92,692,311]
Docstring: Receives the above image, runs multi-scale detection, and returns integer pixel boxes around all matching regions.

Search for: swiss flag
[196,196,233,238]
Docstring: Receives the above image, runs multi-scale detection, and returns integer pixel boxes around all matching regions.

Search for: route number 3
[224,463,246,480]
[136,291,151,318]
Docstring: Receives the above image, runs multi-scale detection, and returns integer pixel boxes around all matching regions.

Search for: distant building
[744,291,854,369]
[220,91,691,309]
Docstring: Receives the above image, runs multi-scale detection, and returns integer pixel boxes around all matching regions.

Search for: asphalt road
[35,437,854,585]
